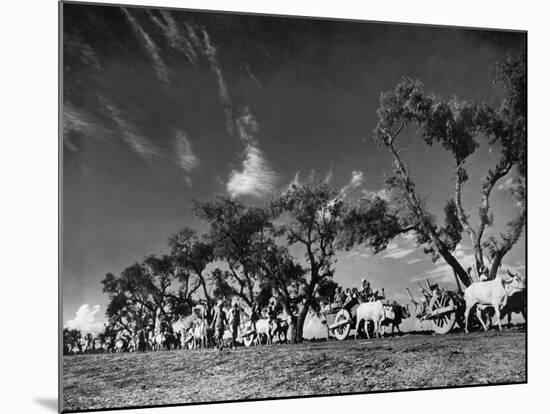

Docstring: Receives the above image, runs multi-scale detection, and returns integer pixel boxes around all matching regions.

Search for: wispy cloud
[227,144,278,198]
[100,96,162,161]
[148,10,198,65]
[122,8,170,85]
[180,22,233,135]
[173,130,199,174]
[340,170,365,196]
[411,263,454,283]
[65,37,101,70]
[243,62,264,92]
[286,171,301,191]
[66,304,105,335]
[382,242,416,260]
[63,102,109,151]
[406,258,423,265]
[347,249,371,260]
[362,187,391,201]
[63,104,93,151]
[498,176,515,191]
[235,107,258,144]
[323,167,334,184]
[227,109,278,198]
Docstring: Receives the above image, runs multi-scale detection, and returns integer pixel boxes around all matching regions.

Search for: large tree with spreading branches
[272,184,344,341]
[193,196,274,307]
[342,53,526,286]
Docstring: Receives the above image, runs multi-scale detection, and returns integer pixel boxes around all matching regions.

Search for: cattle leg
[354,318,361,340]
[495,306,503,331]
[464,303,473,333]
[475,307,488,331]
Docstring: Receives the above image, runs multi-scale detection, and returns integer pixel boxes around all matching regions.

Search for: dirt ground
[62,327,526,412]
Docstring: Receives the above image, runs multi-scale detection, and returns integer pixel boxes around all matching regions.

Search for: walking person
[230,302,241,349]
[211,300,228,350]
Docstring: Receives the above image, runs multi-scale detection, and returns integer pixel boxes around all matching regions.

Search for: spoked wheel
[185,335,194,350]
[275,329,287,344]
[333,309,351,340]
[242,325,256,347]
[431,292,457,334]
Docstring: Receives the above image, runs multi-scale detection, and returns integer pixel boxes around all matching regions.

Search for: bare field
[62,328,526,412]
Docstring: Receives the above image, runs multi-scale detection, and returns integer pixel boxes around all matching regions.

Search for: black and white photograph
[60,1,526,412]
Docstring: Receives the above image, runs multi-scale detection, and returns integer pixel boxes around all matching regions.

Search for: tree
[63,328,82,354]
[254,240,306,343]
[102,252,197,334]
[102,267,156,334]
[168,227,214,310]
[349,53,526,285]
[272,184,344,341]
[460,54,526,279]
[193,195,273,307]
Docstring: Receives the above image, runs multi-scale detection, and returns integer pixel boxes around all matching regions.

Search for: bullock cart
[325,300,359,340]
[407,278,465,334]
[325,293,387,340]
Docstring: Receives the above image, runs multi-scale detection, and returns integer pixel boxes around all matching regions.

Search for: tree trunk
[431,234,472,287]
[296,303,310,343]
[489,257,502,280]
[388,140,471,288]
[288,315,298,344]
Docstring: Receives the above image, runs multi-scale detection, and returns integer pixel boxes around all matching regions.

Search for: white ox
[354,300,395,339]
[254,319,272,345]
[192,319,208,349]
[464,272,525,333]
[474,270,526,330]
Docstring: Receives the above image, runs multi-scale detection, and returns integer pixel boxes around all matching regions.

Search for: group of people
[208,297,283,350]
[332,278,383,309]
[209,300,242,350]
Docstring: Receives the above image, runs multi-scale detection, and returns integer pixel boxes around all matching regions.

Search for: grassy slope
[63,328,526,411]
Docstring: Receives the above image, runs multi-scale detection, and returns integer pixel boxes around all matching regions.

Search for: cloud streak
[243,62,264,92]
[498,176,515,191]
[173,130,199,176]
[148,10,198,65]
[175,20,233,135]
[100,96,162,161]
[227,143,278,198]
[382,242,416,260]
[226,108,278,197]
[340,170,365,196]
[63,102,110,152]
[122,8,170,85]
[363,187,391,201]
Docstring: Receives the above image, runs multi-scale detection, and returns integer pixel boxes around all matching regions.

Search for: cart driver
[427,282,441,313]
[479,265,489,281]
[360,278,372,301]
[250,300,261,323]
[267,301,278,335]
[333,286,344,308]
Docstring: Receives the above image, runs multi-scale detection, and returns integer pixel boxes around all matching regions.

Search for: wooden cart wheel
[242,322,256,347]
[275,329,287,344]
[242,333,255,347]
[185,331,194,350]
[333,309,352,341]
[431,292,457,334]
